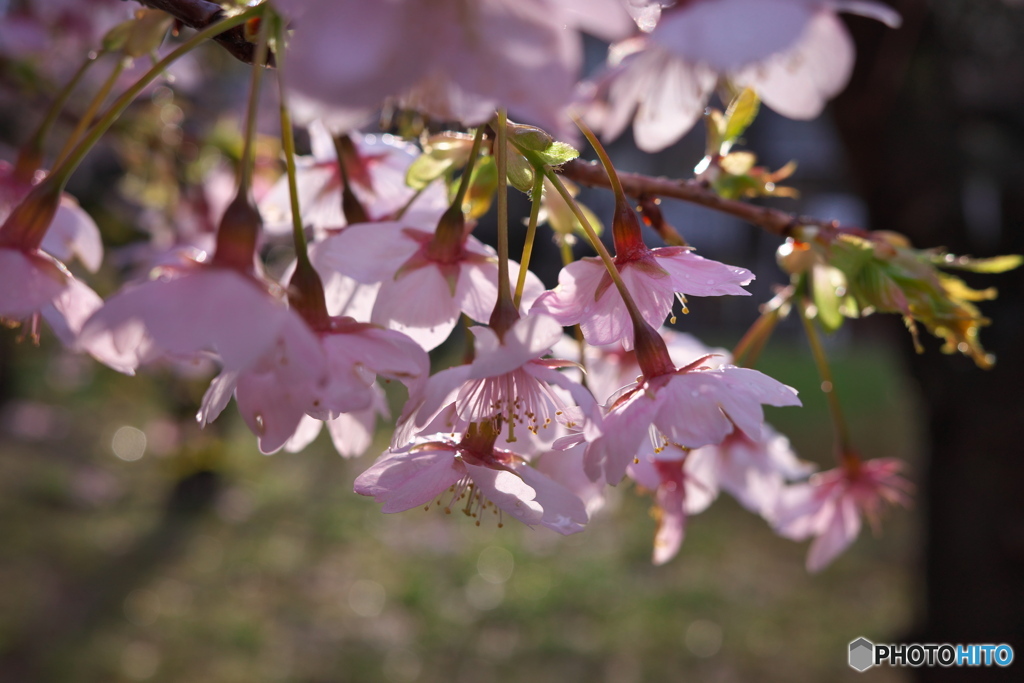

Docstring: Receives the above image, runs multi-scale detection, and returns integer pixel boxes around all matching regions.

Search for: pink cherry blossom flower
[773,457,912,572]
[707,426,815,519]
[584,357,801,484]
[315,212,544,350]
[394,313,593,448]
[354,425,588,535]
[586,1,901,151]
[260,122,447,236]
[0,166,132,371]
[650,0,901,72]
[198,315,427,454]
[563,329,730,404]
[628,446,719,565]
[533,247,752,349]
[277,0,627,137]
[79,260,319,374]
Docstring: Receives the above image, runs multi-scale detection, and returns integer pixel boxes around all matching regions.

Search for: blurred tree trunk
[834,0,1024,678]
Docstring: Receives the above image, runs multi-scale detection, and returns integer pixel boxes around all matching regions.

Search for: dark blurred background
[1,0,1021,681]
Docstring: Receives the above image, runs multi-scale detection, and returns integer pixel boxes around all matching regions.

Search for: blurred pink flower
[587,0,902,151]
[773,458,912,572]
[260,122,447,236]
[534,247,752,349]
[628,450,718,565]
[584,359,801,484]
[277,0,627,136]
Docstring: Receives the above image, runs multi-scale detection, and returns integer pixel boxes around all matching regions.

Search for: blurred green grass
[0,336,919,682]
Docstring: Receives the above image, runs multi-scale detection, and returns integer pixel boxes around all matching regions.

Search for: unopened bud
[506,122,553,152]
[776,238,816,275]
[123,10,173,58]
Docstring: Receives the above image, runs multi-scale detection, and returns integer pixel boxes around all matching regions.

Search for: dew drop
[254,414,265,435]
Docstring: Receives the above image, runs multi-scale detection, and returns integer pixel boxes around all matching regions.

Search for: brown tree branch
[559,158,866,242]
[135,0,274,66]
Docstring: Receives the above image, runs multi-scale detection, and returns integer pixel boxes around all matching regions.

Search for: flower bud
[776,238,816,275]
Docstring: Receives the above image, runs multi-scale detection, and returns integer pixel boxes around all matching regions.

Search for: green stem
[429,127,485,260]
[796,296,853,462]
[46,5,261,191]
[494,111,511,303]
[513,171,544,309]
[275,12,329,328]
[542,167,645,326]
[54,56,126,168]
[237,6,271,196]
[15,51,100,179]
[274,18,309,265]
[393,185,425,220]
[452,127,485,211]
[488,109,519,336]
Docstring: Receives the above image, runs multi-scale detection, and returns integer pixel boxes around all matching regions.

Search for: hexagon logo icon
[849,638,875,672]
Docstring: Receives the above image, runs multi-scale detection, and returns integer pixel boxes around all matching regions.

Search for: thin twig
[559,158,869,242]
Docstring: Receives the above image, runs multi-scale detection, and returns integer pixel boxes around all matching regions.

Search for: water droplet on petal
[254,413,265,435]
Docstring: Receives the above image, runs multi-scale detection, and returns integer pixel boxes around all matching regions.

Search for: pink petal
[235,368,309,454]
[354,447,464,513]
[514,463,588,535]
[284,414,325,453]
[371,266,461,351]
[454,257,502,324]
[81,269,309,373]
[652,0,815,70]
[0,248,69,319]
[734,12,854,120]
[41,195,103,272]
[587,389,660,484]
[652,477,686,565]
[325,389,387,457]
[469,313,564,378]
[463,463,544,526]
[316,222,420,284]
[806,496,862,572]
[531,258,605,326]
[197,371,238,428]
[654,248,754,297]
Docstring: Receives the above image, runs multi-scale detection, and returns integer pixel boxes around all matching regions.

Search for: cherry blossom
[707,426,815,519]
[277,0,610,137]
[587,0,902,151]
[315,211,544,350]
[584,358,801,484]
[79,260,317,374]
[260,122,447,235]
[354,423,588,535]
[534,247,752,349]
[394,313,592,448]
[628,447,719,564]
[773,457,912,572]
[199,315,426,455]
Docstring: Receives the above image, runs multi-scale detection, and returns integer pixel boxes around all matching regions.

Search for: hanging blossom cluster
[2,0,1015,571]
